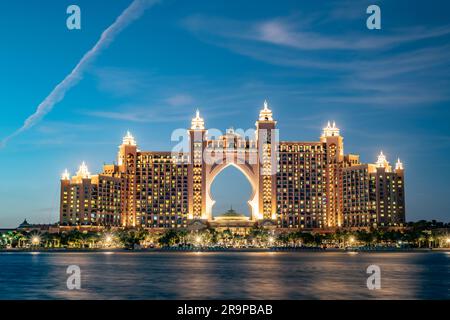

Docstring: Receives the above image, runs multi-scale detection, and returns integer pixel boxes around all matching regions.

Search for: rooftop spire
[376,151,389,168]
[76,161,91,179]
[395,158,404,170]
[61,169,70,180]
[191,109,205,130]
[259,99,273,121]
[322,120,340,137]
[122,130,137,146]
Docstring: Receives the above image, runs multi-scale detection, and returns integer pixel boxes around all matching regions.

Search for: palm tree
[50,234,61,248]
[332,230,347,248]
[86,232,100,248]
[249,226,271,247]
[356,230,373,246]
[67,230,83,248]
[299,232,315,246]
[277,233,289,246]
[3,231,16,247]
[222,229,233,246]
[157,229,180,247]
[312,233,324,247]
[41,233,52,248]
[207,228,219,245]
[177,229,189,246]
[13,231,28,248]
[136,228,149,244]
[144,232,160,247]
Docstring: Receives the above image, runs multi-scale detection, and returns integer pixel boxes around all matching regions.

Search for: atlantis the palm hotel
[60,101,405,232]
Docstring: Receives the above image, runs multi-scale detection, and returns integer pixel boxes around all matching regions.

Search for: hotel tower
[60,101,405,230]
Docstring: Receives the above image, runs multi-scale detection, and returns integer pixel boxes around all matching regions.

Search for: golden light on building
[59,102,406,230]
[76,161,91,178]
[321,121,340,137]
[395,158,404,171]
[259,100,273,121]
[122,130,137,146]
[376,151,389,169]
[191,109,205,130]
[61,169,70,180]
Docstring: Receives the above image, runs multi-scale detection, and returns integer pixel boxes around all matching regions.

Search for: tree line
[1,220,448,249]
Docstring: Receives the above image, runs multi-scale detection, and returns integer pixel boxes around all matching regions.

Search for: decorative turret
[76,161,91,179]
[226,127,235,135]
[191,109,205,130]
[259,100,273,121]
[189,109,207,220]
[61,169,70,180]
[395,158,404,171]
[118,131,137,167]
[255,99,276,221]
[122,130,136,146]
[376,151,390,170]
[322,121,340,137]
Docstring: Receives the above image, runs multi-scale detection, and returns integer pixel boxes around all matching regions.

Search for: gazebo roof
[18,219,32,228]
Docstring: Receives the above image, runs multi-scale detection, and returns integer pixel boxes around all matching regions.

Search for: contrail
[1,0,159,148]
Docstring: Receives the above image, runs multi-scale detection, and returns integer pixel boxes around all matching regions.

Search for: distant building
[209,207,253,234]
[60,101,405,229]
[60,163,123,226]
[341,154,405,227]
[214,207,249,222]
[16,219,59,233]
[0,228,15,235]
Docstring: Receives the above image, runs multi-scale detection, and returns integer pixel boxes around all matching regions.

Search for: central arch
[210,165,252,218]
[205,159,260,222]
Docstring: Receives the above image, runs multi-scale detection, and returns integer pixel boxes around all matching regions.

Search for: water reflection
[0,251,448,299]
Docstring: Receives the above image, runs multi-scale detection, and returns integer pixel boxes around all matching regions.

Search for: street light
[31,236,40,246]
[348,236,355,246]
[103,234,114,248]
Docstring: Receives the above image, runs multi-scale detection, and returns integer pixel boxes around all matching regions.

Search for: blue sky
[1,0,450,227]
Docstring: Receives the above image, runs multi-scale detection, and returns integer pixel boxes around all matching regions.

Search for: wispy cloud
[84,103,240,124]
[0,0,159,148]
[35,121,100,134]
[183,14,450,51]
[93,67,154,97]
[166,94,194,106]
[181,12,450,108]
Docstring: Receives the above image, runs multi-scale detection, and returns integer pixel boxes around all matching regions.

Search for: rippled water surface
[0,251,448,299]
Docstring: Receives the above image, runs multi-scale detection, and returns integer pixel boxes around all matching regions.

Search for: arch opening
[209,165,253,219]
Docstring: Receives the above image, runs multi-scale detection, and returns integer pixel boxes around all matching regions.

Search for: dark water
[0,251,448,299]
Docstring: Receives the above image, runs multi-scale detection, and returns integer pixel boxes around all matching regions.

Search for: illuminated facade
[341,154,405,227]
[60,162,123,226]
[60,102,406,229]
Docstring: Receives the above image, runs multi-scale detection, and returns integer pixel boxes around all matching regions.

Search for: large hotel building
[60,102,405,230]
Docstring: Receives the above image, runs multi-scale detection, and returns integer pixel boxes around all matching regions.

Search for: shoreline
[0,247,447,253]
